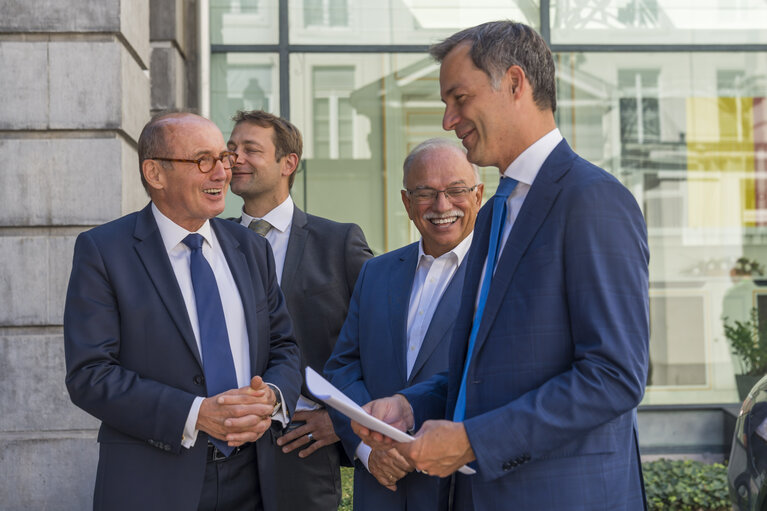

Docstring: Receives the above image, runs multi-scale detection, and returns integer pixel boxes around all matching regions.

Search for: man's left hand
[394,420,476,478]
[276,409,339,458]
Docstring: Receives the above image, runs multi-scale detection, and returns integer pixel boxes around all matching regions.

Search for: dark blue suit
[402,140,650,510]
[64,203,302,511]
[325,242,466,511]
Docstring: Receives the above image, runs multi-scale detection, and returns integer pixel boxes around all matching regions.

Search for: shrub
[643,459,730,511]
[340,459,731,511]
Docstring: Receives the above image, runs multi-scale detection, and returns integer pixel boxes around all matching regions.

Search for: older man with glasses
[64,111,302,511]
[324,138,482,511]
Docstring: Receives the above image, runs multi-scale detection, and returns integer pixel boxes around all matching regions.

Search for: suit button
[502,462,512,471]
[193,375,205,385]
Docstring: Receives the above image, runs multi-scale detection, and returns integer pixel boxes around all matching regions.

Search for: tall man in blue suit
[324,138,483,510]
[64,112,302,511]
[353,21,650,511]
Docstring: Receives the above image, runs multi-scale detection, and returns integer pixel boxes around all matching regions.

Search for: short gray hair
[429,20,556,113]
[402,138,480,188]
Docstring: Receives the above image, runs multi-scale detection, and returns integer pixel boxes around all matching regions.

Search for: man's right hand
[368,447,414,491]
[196,376,276,446]
[351,394,414,450]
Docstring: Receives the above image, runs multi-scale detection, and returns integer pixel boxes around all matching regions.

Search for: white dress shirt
[356,233,473,471]
[240,196,294,285]
[477,128,563,297]
[151,204,251,448]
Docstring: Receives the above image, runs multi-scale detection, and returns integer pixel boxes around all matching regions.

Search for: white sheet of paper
[305,367,476,475]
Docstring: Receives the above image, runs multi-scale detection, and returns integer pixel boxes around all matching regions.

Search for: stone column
[0,1,150,508]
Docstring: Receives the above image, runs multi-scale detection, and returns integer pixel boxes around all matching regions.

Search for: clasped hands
[196,376,276,447]
[351,394,476,480]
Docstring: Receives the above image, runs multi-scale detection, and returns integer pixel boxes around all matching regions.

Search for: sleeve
[323,261,375,461]
[64,232,197,453]
[258,238,302,419]
[343,223,374,295]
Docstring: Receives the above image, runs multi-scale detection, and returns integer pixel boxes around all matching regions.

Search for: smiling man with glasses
[64,111,302,511]
[324,138,482,511]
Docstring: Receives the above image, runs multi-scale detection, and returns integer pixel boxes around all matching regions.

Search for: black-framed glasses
[150,151,237,173]
[405,185,478,204]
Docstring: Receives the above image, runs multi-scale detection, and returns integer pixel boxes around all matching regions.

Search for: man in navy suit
[324,138,482,510]
[227,110,373,511]
[64,112,302,511]
[353,21,650,510]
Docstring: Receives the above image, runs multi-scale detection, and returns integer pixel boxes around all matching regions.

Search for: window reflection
[551,0,767,44]
[288,0,539,44]
[557,51,767,403]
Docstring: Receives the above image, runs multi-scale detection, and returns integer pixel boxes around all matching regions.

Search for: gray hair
[402,138,481,188]
[429,20,556,113]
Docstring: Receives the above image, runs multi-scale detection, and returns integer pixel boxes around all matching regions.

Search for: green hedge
[643,459,730,511]
[339,459,730,511]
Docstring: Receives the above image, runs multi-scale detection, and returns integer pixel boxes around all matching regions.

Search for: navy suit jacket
[277,207,372,397]
[401,140,650,510]
[64,203,302,511]
[325,241,466,511]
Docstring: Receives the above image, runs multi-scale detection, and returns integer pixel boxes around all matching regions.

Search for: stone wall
[0,1,197,508]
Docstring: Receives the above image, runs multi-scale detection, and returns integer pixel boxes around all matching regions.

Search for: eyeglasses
[149,151,237,173]
[405,185,478,204]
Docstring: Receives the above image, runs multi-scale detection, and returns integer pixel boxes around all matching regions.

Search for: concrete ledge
[0,335,99,430]
[638,404,741,462]
[0,137,126,226]
[0,42,48,129]
[0,434,97,511]
[150,43,187,111]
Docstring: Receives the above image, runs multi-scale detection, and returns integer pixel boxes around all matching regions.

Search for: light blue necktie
[453,177,518,422]
[182,233,238,456]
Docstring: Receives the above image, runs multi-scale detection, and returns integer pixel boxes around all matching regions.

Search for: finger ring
[422,469,429,475]
[307,433,314,442]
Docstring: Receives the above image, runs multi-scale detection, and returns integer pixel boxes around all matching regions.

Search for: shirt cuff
[355,442,372,472]
[266,383,289,428]
[182,396,205,448]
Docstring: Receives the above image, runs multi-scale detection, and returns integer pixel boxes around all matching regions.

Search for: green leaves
[724,308,767,376]
[643,459,730,511]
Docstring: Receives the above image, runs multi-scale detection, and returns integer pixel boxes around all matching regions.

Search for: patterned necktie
[248,219,272,237]
[182,233,238,456]
[453,177,518,422]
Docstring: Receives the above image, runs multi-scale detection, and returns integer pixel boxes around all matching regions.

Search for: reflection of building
[2,0,767,507]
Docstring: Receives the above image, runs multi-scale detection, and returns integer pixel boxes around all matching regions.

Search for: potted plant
[724,308,767,400]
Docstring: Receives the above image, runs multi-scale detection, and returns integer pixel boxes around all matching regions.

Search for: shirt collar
[501,128,563,185]
[241,195,294,233]
[417,231,474,266]
[151,202,214,252]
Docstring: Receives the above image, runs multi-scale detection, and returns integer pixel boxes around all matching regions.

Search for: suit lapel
[474,140,574,353]
[389,243,419,385]
[133,204,202,367]
[408,260,466,383]
[213,219,262,370]
[281,207,308,294]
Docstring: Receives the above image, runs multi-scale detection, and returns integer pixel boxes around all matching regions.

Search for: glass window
[210,53,279,218]
[210,0,279,45]
[290,53,497,255]
[288,0,539,45]
[556,51,767,404]
[551,0,767,45]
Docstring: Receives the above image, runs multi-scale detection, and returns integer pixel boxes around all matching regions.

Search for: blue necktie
[182,233,238,456]
[453,177,518,422]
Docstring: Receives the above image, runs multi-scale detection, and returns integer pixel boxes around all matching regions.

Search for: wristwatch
[270,387,283,418]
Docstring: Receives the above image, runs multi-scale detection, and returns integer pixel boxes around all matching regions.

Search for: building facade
[1,0,766,508]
